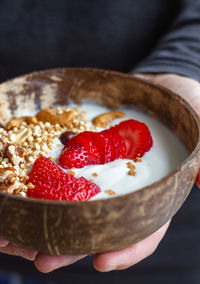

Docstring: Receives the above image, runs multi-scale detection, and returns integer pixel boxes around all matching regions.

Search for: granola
[0,105,95,197]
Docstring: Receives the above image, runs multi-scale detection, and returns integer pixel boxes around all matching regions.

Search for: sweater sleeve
[132,0,200,82]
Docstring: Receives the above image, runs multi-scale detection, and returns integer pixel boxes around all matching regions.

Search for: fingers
[0,238,87,273]
[34,253,87,273]
[93,220,170,272]
[134,73,200,115]
[0,242,37,260]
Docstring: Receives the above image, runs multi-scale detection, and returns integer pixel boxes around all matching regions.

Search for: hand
[134,73,200,187]
[0,220,170,272]
[2,72,198,273]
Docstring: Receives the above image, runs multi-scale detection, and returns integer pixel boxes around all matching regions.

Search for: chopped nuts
[0,167,23,194]
[0,139,8,157]
[126,162,136,170]
[27,182,35,189]
[104,189,116,196]
[6,144,27,166]
[126,162,136,176]
[0,167,17,184]
[134,157,142,162]
[11,128,32,144]
[67,170,76,176]
[0,139,27,166]
[128,169,136,176]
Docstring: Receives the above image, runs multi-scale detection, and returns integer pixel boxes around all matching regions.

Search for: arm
[132,0,200,82]
[132,0,200,186]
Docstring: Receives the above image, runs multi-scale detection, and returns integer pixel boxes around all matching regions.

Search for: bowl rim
[0,67,200,207]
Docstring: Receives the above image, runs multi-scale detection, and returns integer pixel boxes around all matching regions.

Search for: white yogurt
[47,101,189,200]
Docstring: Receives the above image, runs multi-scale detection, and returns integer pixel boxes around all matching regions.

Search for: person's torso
[0,0,180,81]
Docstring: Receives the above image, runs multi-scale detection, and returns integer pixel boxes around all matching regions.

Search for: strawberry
[58,143,98,169]
[65,177,100,201]
[107,128,126,159]
[115,119,153,159]
[100,130,119,161]
[99,133,112,163]
[65,131,101,164]
[29,156,75,189]
[27,157,100,201]
[66,131,111,164]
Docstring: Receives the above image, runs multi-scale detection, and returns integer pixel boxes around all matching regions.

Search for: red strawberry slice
[100,130,118,161]
[107,128,126,159]
[66,177,100,201]
[65,131,102,164]
[58,143,98,169]
[28,157,100,201]
[99,132,112,163]
[29,156,75,189]
[66,131,108,164]
[28,178,100,201]
[115,119,153,159]
[28,184,56,200]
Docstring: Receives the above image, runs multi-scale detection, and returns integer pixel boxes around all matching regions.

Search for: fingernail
[16,250,30,260]
[102,266,117,272]
[16,249,36,261]
[0,239,9,247]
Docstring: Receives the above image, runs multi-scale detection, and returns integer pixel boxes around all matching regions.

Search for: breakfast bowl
[0,68,199,255]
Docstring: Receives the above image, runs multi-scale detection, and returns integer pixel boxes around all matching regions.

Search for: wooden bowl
[0,68,199,255]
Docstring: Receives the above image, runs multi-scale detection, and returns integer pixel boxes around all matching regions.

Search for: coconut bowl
[0,68,199,255]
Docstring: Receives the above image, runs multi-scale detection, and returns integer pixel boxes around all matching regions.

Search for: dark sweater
[0,0,200,82]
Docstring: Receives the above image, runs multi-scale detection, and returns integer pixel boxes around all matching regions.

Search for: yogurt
[47,101,189,200]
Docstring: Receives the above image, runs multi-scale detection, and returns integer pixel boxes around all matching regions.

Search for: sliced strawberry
[58,143,98,169]
[66,177,100,201]
[29,156,75,189]
[107,128,126,159]
[116,119,153,159]
[99,132,112,163]
[100,130,118,161]
[27,157,101,201]
[65,131,101,164]
[28,184,56,200]
[66,131,107,164]
[28,177,100,201]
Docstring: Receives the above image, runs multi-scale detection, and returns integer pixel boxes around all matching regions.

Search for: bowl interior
[0,68,199,153]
